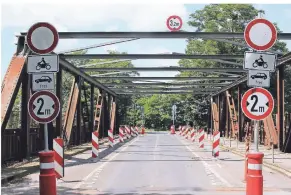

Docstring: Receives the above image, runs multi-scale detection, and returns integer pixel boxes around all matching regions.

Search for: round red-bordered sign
[241,87,274,121]
[166,15,183,31]
[26,22,59,54]
[28,90,60,124]
[244,18,277,51]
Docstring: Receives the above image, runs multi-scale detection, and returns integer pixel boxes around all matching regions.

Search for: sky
[2,4,291,79]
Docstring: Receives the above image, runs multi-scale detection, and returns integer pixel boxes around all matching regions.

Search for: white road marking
[176,135,233,187]
[73,137,139,189]
[154,135,159,160]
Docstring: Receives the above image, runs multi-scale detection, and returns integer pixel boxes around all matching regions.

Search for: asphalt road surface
[2,131,291,195]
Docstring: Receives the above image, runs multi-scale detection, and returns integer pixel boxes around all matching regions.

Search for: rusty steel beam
[1,55,26,130]
[63,79,79,145]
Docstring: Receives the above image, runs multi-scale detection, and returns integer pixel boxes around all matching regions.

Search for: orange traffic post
[39,151,56,195]
[246,152,264,195]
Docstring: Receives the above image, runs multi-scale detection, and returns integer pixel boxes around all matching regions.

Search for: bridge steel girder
[116,91,213,95]
[104,82,231,87]
[93,76,239,81]
[82,67,246,72]
[58,57,116,96]
[110,87,220,91]
[19,31,291,40]
[61,54,244,60]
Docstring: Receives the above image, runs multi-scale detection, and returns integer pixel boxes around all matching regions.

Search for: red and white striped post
[125,126,131,139]
[135,126,139,135]
[119,127,124,143]
[92,131,99,158]
[212,131,220,157]
[190,128,195,142]
[199,129,204,148]
[108,129,114,147]
[39,151,56,195]
[53,138,64,178]
[181,126,186,136]
[183,127,189,138]
[246,152,264,195]
[131,127,136,137]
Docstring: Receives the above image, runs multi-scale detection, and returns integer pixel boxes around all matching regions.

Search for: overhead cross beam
[111,87,220,91]
[61,54,244,60]
[58,56,117,96]
[81,67,247,72]
[20,32,291,39]
[104,82,231,86]
[93,76,239,80]
[116,91,213,95]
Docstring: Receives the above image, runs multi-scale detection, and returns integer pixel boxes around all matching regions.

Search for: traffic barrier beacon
[246,152,264,195]
[39,151,56,195]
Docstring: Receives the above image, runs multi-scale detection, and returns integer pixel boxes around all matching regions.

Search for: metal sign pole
[44,123,49,152]
[254,120,259,152]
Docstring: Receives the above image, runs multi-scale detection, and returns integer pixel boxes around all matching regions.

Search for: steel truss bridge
[1,31,291,164]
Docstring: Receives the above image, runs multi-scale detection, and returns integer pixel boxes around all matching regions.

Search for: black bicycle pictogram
[36,58,51,70]
[252,55,268,68]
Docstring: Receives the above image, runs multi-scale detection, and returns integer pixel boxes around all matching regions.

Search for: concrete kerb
[220,144,291,179]
[1,135,131,185]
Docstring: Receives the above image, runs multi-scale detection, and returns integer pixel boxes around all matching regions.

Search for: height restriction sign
[28,90,60,124]
[241,87,274,121]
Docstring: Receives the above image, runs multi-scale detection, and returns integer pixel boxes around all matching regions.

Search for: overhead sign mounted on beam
[244,18,277,51]
[166,15,183,31]
[26,22,59,54]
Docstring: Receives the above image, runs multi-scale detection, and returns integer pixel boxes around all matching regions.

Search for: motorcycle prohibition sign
[252,55,268,68]
[36,58,51,70]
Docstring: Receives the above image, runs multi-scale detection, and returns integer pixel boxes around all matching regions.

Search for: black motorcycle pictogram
[252,55,268,68]
[36,58,51,70]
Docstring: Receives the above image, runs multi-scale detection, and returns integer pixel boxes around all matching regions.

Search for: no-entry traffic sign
[241,87,274,121]
[244,18,277,51]
[26,22,59,54]
[28,90,60,123]
[166,15,183,31]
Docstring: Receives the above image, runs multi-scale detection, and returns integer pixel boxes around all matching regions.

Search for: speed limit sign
[241,87,274,121]
[166,15,183,31]
[28,90,60,123]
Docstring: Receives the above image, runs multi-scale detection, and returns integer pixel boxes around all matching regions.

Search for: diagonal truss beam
[20,32,291,40]
[58,57,116,96]
[61,54,244,60]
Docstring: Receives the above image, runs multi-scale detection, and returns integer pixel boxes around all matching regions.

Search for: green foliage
[133,4,291,129]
